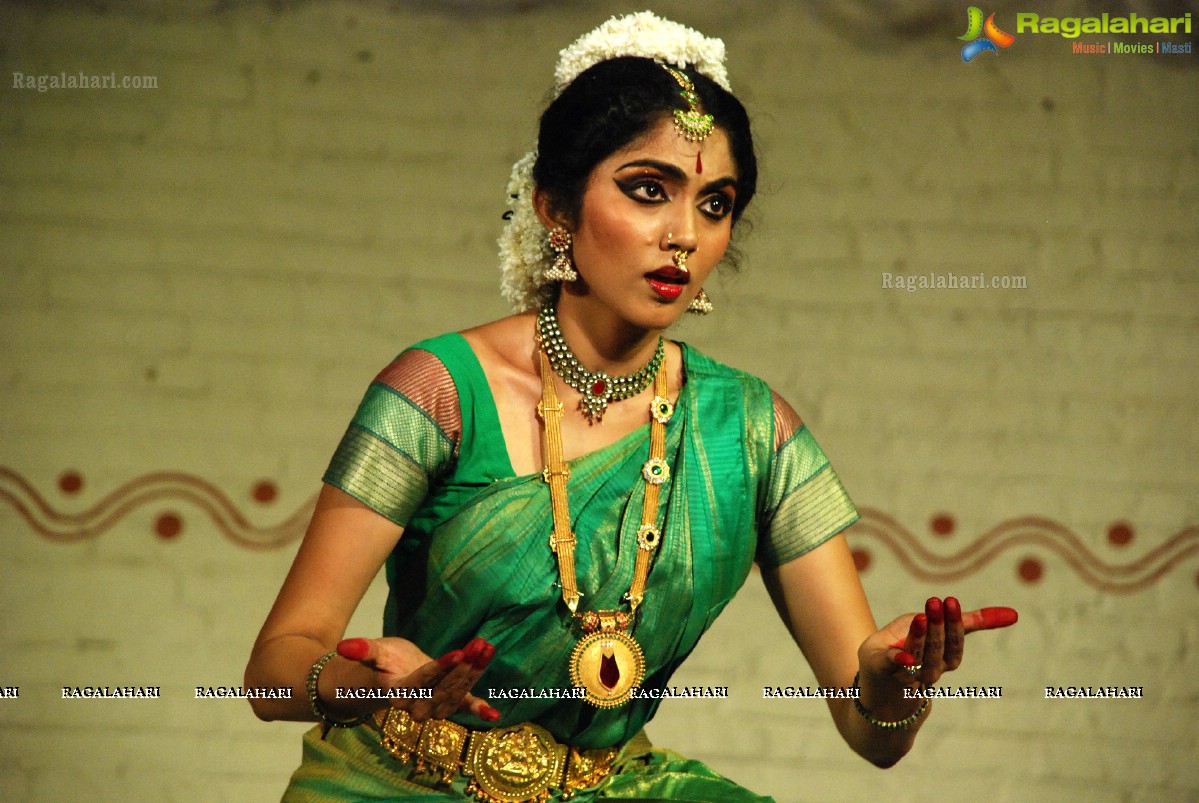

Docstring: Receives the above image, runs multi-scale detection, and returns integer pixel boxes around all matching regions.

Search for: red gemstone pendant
[600,650,620,690]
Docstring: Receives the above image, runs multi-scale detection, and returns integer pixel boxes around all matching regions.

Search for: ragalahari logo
[960,7,1015,62]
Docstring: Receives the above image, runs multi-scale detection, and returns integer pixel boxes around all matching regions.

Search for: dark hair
[533,56,757,228]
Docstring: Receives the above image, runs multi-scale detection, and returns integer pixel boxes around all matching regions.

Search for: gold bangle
[851,672,928,731]
[307,650,368,728]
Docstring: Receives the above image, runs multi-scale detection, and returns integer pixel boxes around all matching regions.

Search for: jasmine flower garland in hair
[553,10,731,95]
[498,150,547,313]
[498,11,731,312]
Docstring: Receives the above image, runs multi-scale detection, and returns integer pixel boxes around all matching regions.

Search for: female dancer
[246,12,1017,802]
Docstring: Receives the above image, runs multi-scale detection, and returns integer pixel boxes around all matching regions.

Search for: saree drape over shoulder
[284,333,858,801]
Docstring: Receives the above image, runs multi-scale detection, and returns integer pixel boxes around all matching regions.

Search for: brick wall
[1,1,1196,800]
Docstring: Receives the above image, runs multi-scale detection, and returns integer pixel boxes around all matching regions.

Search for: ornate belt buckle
[378,708,422,763]
[416,717,469,783]
[466,722,565,803]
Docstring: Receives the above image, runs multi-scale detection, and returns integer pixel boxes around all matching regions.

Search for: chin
[635,301,688,331]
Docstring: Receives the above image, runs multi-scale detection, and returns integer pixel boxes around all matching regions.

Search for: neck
[552,293,662,374]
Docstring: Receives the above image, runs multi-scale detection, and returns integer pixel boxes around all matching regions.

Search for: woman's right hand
[335,636,501,722]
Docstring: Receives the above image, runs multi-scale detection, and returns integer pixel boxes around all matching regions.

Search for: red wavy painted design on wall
[848,509,1199,593]
[1,469,1196,590]
[0,468,313,550]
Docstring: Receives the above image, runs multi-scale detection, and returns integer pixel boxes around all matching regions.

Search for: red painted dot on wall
[851,548,872,572]
[252,480,279,504]
[58,471,84,494]
[1018,557,1043,584]
[155,512,183,540]
[930,513,955,537]
[1107,521,1134,547]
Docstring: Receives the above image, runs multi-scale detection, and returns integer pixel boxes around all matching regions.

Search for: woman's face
[564,116,738,332]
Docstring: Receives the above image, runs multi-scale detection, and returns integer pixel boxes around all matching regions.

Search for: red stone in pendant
[591,379,607,396]
[600,653,620,690]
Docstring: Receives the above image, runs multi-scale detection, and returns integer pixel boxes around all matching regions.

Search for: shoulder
[679,341,765,387]
[460,313,538,377]
[362,334,471,451]
[680,343,803,451]
[373,334,462,399]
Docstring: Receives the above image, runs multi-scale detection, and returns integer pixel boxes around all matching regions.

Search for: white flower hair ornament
[498,11,731,312]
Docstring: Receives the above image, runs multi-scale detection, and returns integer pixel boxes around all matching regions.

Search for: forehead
[598,117,735,177]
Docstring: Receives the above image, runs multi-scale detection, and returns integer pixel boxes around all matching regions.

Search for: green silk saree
[285,333,857,800]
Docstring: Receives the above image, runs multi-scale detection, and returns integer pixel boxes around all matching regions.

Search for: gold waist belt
[374,708,619,803]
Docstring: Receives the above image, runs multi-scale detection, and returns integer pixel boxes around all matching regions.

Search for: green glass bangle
[307,650,368,728]
[851,672,929,731]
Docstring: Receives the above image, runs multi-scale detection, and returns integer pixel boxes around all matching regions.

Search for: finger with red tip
[902,613,927,666]
[463,638,486,664]
[470,642,496,671]
[436,650,465,670]
[960,606,1019,633]
[943,597,965,670]
[945,597,962,624]
[891,650,918,667]
[926,597,944,625]
[922,599,945,678]
[479,704,501,722]
[337,638,372,662]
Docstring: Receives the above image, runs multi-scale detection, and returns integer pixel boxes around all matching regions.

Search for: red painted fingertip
[336,638,371,662]
[463,637,486,662]
[980,607,1019,629]
[926,597,944,624]
[945,597,962,622]
[480,704,501,722]
[437,650,465,669]
[473,642,496,670]
[893,651,917,667]
[911,614,928,636]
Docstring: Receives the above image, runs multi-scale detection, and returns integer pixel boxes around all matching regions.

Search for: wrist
[308,651,371,727]
[852,672,927,730]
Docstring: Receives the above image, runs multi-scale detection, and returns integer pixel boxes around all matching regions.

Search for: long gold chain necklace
[537,344,674,708]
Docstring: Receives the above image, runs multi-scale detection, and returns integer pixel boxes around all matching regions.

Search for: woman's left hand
[857,598,1018,709]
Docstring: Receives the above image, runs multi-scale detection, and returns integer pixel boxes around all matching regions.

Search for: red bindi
[695,150,703,174]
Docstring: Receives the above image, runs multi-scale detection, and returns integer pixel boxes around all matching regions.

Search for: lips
[645,266,690,301]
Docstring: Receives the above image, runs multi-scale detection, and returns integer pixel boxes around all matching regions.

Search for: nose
[662,212,699,255]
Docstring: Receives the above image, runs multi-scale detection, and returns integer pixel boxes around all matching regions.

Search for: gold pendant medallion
[569,628,645,708]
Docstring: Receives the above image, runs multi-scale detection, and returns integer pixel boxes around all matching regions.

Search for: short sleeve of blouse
[756,391,859,568]
[322,348,462,527]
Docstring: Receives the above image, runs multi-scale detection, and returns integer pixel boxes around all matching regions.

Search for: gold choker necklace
[537,346,674,707]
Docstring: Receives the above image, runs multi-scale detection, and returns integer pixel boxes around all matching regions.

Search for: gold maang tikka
[662,65,714,144]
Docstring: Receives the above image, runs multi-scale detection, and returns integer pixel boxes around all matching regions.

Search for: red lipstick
[646,266,689,301]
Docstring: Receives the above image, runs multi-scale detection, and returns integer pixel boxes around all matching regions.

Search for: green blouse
[323,333,858,750]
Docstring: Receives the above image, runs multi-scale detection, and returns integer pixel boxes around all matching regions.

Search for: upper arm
[754,388,859,569]
[760,531,876,689]
[756,386,868,686]
[252,484,405,651]
[255,346,463,650]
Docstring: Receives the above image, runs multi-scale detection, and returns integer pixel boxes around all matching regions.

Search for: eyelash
[617,178,733,221]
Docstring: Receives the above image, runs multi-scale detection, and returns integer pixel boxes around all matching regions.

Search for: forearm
[830,674,927,768]
[244,633,383,723]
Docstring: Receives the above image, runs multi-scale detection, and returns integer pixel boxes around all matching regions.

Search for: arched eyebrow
[614,159,738,195]
[615,158,687,178]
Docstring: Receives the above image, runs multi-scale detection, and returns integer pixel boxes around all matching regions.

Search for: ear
[532,188,569,232]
